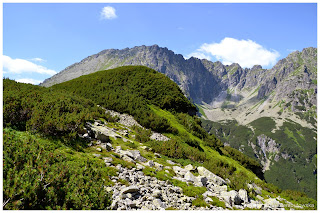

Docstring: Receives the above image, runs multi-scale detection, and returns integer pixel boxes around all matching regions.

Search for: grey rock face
[41,45,221,104]
[197,166,226,186]
[41,46,316,125]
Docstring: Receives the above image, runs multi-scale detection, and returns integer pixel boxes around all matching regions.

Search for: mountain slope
[40,45,317,198]
[41,45,316,128]
[41,45,222,103]
[4,66,317,209]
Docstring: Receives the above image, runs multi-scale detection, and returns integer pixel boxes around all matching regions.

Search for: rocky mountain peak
[41,45,316,113]
[251,65,262,70]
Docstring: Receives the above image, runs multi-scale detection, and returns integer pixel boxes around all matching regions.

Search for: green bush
[3,128,112,210]
[203,134,223,151]
[118,179,130,186]
[3,79,113,147]
[221,146,263,180]
[192,196,208,207]
[142,167,173,182]
[148,138,206,162]
[132,126,152,143]
[171,180,207,197]
[203,158,236,181]
[52,66,196,133]
[209,196,226,208]
[176,113,207,139]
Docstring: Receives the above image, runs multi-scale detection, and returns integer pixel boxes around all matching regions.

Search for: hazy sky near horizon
[3,3,317,84]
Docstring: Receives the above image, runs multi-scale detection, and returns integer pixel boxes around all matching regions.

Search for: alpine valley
[42,45,317,200]
[3,45,317,210]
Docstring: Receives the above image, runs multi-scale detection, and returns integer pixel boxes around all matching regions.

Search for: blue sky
[3,3,317,84]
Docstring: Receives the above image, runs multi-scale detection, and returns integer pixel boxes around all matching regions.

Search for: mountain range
[41,45,317,199]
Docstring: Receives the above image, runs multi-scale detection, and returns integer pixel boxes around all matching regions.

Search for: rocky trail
[79,109,301,210]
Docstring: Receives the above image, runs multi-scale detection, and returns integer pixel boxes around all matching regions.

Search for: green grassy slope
[201,117,317,199]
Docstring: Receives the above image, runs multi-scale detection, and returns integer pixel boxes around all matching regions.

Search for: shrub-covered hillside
[3,66,317,210]
[3,78,117,147]
[51,66,264,178]
[53,66,197,133]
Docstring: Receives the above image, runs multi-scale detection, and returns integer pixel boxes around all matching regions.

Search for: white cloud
[3,55,57,75]
[101,6,117,20]
[16,78,42,85]
[31,57,46,62]
[189,37,280,68]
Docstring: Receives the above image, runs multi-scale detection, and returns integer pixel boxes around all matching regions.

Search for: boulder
[245,202,263,210]
[116,164,123,172]
[238,189,248,203]
[184,164,194,171]
[229,190,243,205]
[106,143,113,151]
[119,129,129,137]
[256,195,264,200]
[110,197,121,210]
[195,176,208,187]
[119,150,134,159]
[173,166,188,177]
[141,146,151,151]
[96,148,102,152]
[120,186,140,194]
[210,185,227,193]
[152,189,162,198]
[154,153,161,158]
[184,171,196,183]
[202,191,215,198]
[128,150,142,160]
[166,160,176,165]
[96,131,110,142]
[254,186,262,195]
[197,166,226,186]
[103,157,113,163]
[146,160,155,167]
[105,186,113,192]
[122,155,136,163]
[136,163,145,171]
[150,132,169,141]
[154,162,163,171]
[263,198,283,209]
[205,197,213,203]
[93,153,101,157]
[136,155,147,162]
[247,183,262,195]
[220,190,242,206]
[153,199,166,209]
